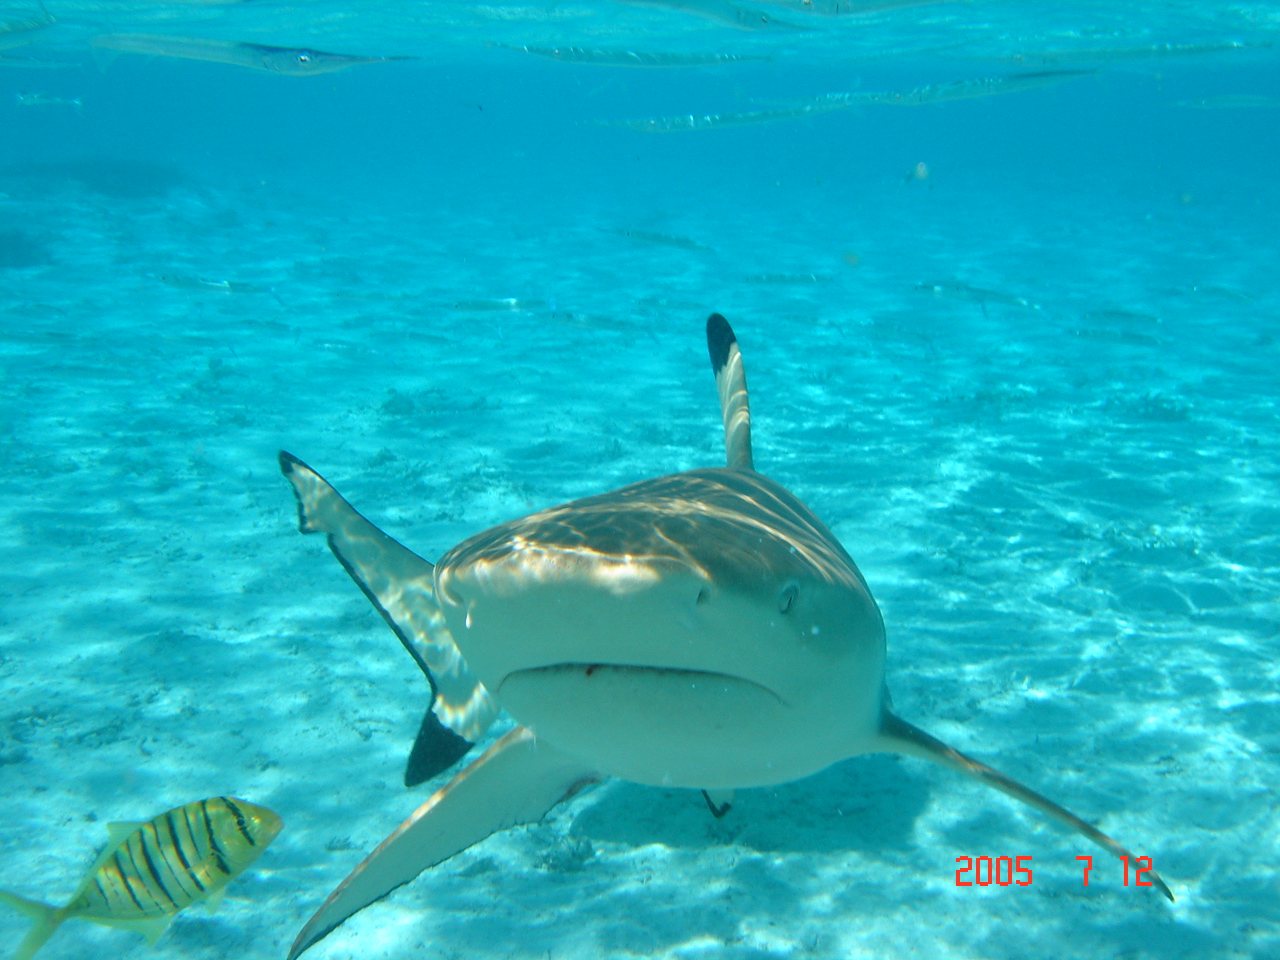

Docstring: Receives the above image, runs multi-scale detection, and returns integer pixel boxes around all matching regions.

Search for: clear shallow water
[1,2,1278,959]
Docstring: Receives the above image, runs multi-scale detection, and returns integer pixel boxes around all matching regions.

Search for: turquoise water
[1,2,1278,959]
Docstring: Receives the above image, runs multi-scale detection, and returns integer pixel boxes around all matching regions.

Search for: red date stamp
[1115,855,1158,887]
[955,855,1033,886]
[956,855,1159,889]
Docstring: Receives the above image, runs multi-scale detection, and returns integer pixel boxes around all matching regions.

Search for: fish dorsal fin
[76,822,142,879]
[706,313,754,471]
[61,822,139,905]
[104,822,141,845]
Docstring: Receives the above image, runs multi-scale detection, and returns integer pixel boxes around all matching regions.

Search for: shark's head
[435,466,886,789]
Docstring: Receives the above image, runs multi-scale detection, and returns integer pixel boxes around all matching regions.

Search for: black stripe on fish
[183,804,210,866]
[201,799,231,875]
[113,849,149,912]
[164,811,196,878]
[149,820,199,901]
[222,797,256,846]
[173,818,208,895]
[138,827,179,908]
[123,836,168,913]
[93,874,125,913]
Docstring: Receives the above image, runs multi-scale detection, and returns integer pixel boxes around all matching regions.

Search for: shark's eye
[778,582,799,614]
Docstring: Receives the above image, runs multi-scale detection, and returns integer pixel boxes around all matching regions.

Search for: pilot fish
[0,797,282,960]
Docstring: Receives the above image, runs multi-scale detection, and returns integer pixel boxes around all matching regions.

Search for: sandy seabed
[0,149,1277,960]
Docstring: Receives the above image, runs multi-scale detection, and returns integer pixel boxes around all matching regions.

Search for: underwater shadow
[0,228,50,268]
[401,758,930,960]
[2,158,187,198]
[571,754,927,855]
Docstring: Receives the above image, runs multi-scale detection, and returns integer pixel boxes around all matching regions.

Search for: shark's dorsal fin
[706,313,754,471]
[279,452,498,782]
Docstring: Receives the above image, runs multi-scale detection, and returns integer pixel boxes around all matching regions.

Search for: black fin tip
[706,313,736,375]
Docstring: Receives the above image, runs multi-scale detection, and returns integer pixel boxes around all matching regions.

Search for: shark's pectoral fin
[404,705,472,787]
[877,710,1174,902]
[288,726,599,960]
[279,451,499,777]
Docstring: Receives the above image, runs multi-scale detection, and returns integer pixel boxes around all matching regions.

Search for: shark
[280,313,1172,958]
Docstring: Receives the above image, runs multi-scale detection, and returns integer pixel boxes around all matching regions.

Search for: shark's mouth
[495,663,794,788]
[499,663,784,705]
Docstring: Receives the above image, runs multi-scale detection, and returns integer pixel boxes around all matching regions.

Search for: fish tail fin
[0,890,63,960]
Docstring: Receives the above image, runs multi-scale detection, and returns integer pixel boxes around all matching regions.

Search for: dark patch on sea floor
[2,158,187,199]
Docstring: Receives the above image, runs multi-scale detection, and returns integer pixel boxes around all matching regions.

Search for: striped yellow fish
[0,797,282,959]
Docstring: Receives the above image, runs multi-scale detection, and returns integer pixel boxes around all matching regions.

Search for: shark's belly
[498,663,850,789]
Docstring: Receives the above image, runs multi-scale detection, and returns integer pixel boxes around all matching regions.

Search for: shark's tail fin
[0,890,63,960]
[877,711,1174,902]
